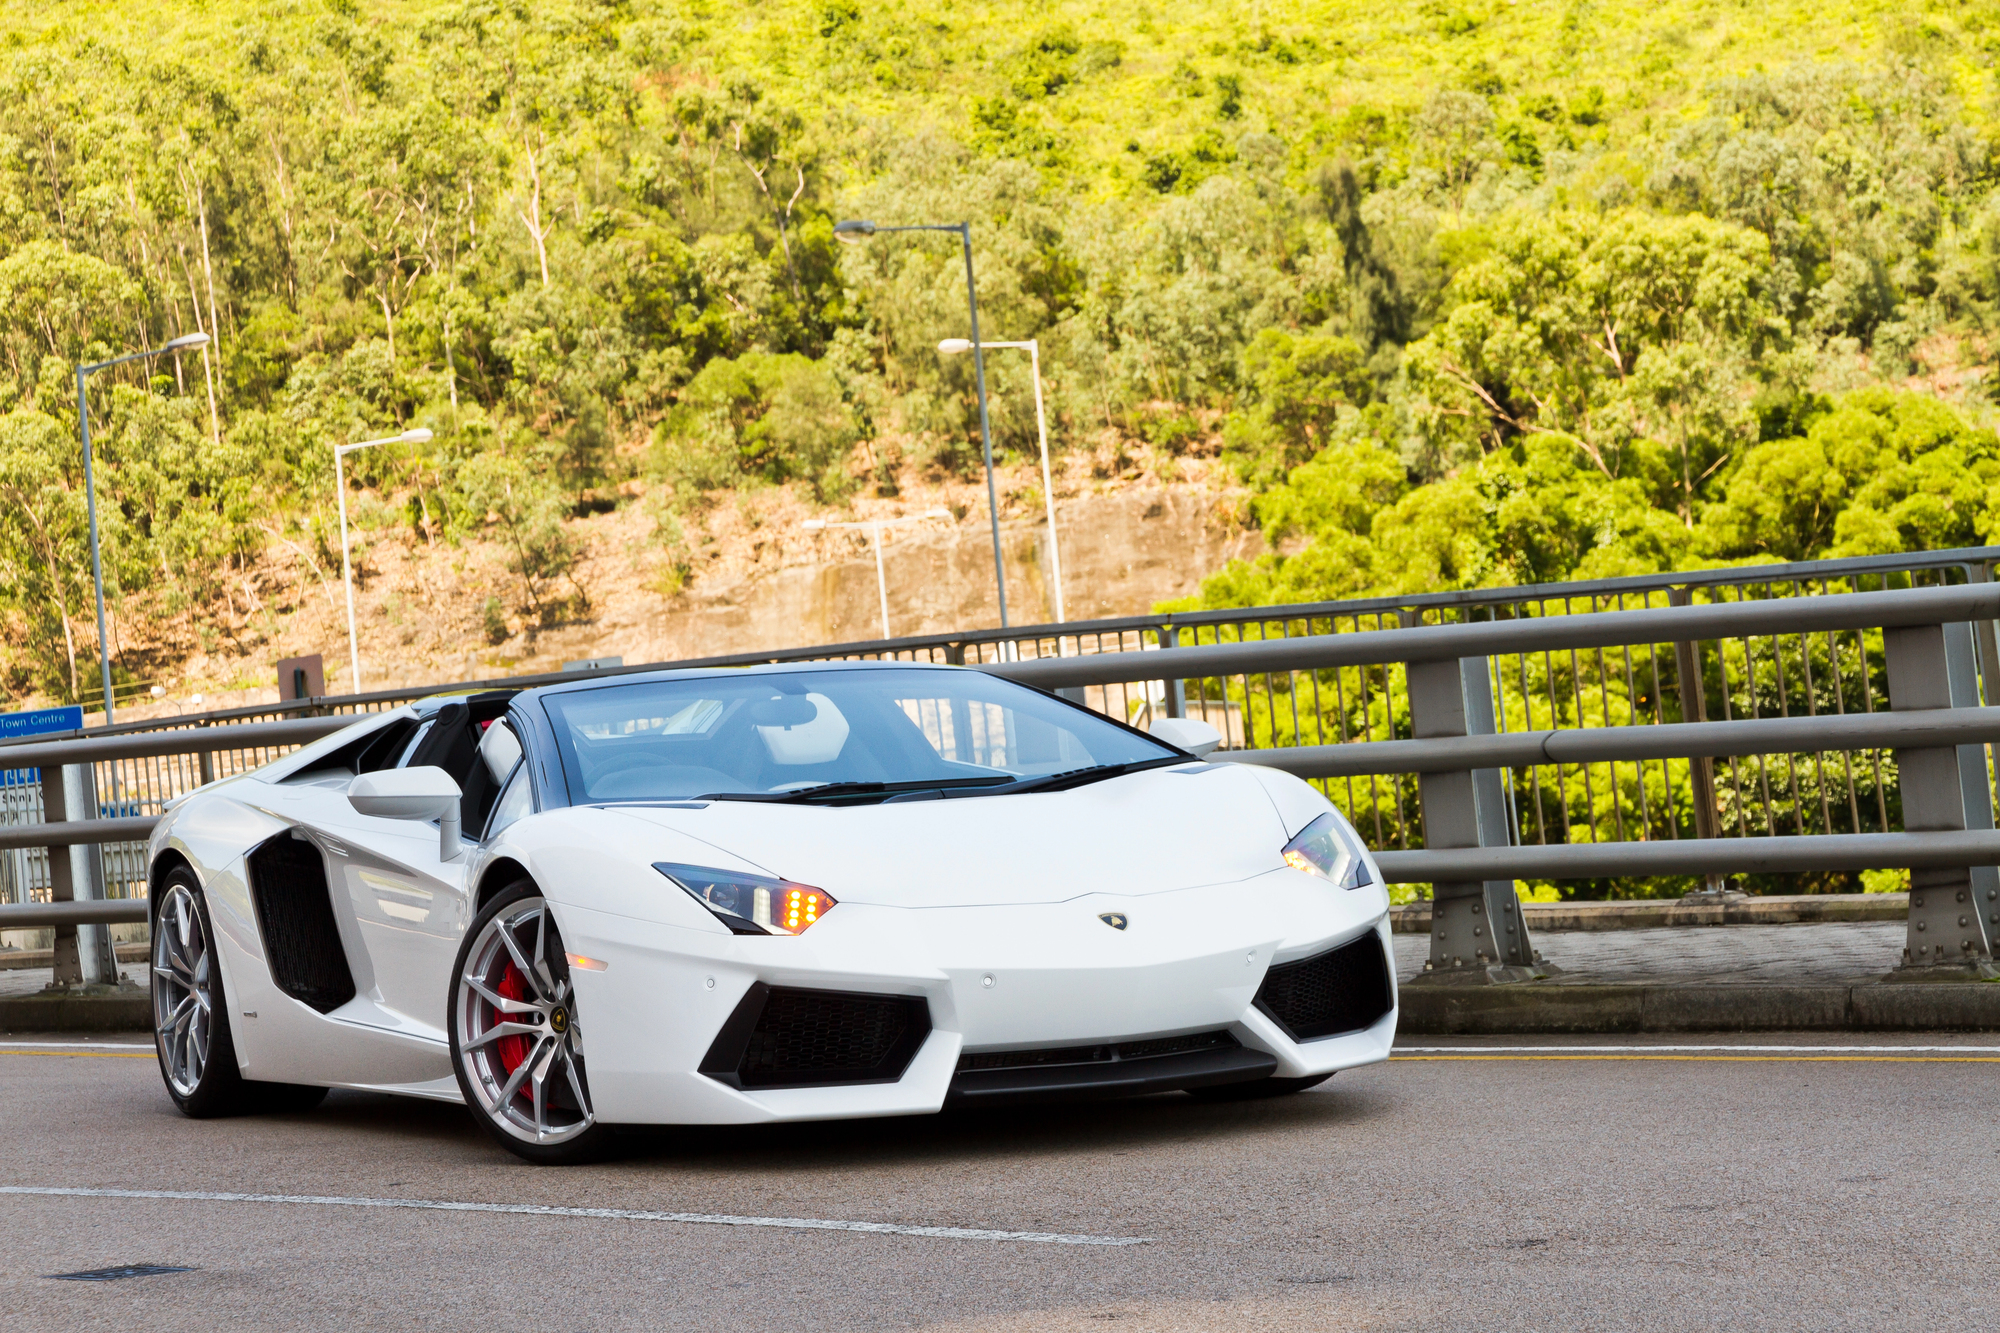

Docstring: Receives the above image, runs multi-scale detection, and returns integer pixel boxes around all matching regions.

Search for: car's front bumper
[560,868,1397,1126]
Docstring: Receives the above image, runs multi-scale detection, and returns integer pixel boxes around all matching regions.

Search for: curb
[1398,981,2000,1033]
[0,993,150,1033]
[0,943,149,973]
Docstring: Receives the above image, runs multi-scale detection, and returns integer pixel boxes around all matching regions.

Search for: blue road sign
[0,706,84,741]
[0,705,84,785]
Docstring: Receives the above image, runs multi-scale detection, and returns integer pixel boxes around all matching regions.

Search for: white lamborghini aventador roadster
[147,662,1397,1162]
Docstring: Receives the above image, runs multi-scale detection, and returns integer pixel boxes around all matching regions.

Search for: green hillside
[2,0,1998,703]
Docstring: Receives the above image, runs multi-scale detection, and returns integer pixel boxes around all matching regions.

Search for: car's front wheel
[449,881,615,1164]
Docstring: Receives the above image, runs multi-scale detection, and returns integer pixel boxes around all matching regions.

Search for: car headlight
[1281,813,1374,889]
[654,862,837,935]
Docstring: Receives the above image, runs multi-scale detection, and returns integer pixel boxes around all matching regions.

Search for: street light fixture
[801,509,952,639]
[75,331,211,724]
[938,338,1065,624]
[334,427,433,694]
[834,218,1011,627]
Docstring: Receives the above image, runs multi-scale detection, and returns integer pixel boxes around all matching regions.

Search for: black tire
[1185,1072,1333,1103]
[448,879,617,1165]
[151,865,329,1118]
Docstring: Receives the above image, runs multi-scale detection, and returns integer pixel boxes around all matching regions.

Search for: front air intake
[1255,933,1394,1042]
[947,1030,1275,1105]
[700,984,930,1089]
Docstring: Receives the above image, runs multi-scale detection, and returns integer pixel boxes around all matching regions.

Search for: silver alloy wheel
[152,881,213,1096]
[453,896,594,1145]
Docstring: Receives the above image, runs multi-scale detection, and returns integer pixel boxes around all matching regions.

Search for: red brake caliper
[492,952,533,1088]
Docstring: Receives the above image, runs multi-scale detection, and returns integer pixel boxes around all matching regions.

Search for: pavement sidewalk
[1391,921,1909,987]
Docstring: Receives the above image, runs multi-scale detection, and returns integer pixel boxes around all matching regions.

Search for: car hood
[599,762,1291,907]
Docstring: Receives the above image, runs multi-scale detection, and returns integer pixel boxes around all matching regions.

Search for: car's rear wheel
[152,867,327,1117]
[1185,1072,1333,1102]
[450,881,615,1164]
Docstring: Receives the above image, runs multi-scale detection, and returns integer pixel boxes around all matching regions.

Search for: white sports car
[147,662,1397,1163]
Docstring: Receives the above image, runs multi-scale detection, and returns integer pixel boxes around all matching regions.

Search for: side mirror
[1149,716,1222,759]
[349,766,464,861]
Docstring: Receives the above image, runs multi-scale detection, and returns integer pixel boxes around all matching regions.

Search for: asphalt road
[4,1034,1996,1332]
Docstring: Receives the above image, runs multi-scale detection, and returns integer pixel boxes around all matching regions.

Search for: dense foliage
[4,0,2000,707]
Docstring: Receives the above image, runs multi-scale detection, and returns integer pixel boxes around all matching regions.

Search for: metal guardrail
[1222,707,2000,778]
[5,575,2000,985]
[1372,831,2000,883]
[989,585,2000,683]
[11,544,1995,897]
[0,718,349,771]
[0,818,159,852]
[0,897,149,929]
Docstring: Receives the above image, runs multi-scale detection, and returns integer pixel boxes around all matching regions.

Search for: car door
[318,817,468,1034]
[317,703,485,1033]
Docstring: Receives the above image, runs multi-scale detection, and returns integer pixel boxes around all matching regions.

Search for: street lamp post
[834,219,1011,627]
[802,509,952,639]
[76,331,210,725]
[938,338,1064,624]
[335,427,434,693]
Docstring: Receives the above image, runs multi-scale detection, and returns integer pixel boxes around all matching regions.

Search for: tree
[1415,90,1496,215]
[1220,328,1370,487]
[1405,209,1780,513]
[452,450,586,622]
[0,410,94,698]
[654,352,861,501]
[1699,389,2000,563]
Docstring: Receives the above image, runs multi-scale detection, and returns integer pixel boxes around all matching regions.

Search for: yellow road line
[0,1050,154,1059]
[1393,1054,2000,1063]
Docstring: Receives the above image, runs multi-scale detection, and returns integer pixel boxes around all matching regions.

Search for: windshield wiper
[699,776,1018,804]
[695,758,1185,805]
[988,755,1191,796]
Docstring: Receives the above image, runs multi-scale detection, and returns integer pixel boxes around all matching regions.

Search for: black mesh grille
[247,833,355,1014]
[709,986,931,1089]
[1255,934,1393,1042]
[958,1030,1237,1073]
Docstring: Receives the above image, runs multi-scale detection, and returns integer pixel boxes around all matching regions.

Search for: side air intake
[1254,932,1394,1042]
[700,984,930,1090]
[246,832,356,1014]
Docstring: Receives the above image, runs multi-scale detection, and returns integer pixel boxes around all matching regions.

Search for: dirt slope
[105,442,1263,720]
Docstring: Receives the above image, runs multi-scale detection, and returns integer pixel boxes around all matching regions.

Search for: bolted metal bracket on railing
[1404,655,1554,986]
[1885,621,2000,977]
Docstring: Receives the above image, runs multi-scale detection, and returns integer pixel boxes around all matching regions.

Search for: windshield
[539,667,1180,804]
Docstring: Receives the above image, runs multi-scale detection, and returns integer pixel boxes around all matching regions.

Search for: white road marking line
[0,1186,1149,1247]
[1395,1045,2000,1054]
[0,1041,153,1051]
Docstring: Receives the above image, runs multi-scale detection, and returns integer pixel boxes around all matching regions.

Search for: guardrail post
[1155,626,1185,719]
[1667,589,1728,896]
[40,762,116,988]
[1967,562,2000,797]
[1885,621,2000,975]
[1406,656,1551,983]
